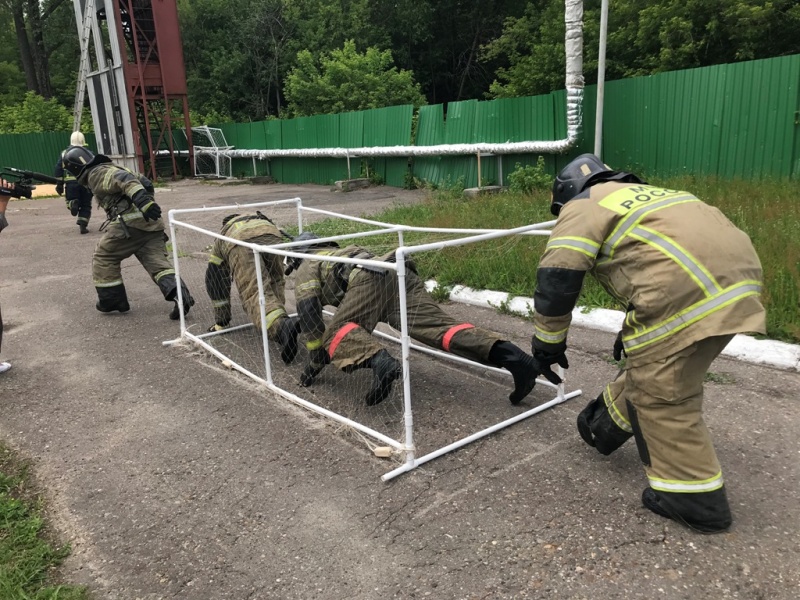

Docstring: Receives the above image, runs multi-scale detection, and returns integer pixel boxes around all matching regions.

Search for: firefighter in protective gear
[292,235,539,406]
[54,131,94,234]
[204,213,300,364]
[534,153,766,533]
[63,146,194,319]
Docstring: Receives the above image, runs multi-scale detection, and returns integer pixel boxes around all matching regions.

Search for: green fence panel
[413,104,445,185]
[3,54,799,185]
[717,55,800,179]
[0,132,75,176]
[264,120,282,180]
[363,105,413,188]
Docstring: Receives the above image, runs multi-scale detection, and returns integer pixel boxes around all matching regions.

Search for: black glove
[56,182,64,196]
[68,199,79,216]
[131,189,162,221]
[530,341,569,386]
[613,330,627,362]
[300,348,330,387]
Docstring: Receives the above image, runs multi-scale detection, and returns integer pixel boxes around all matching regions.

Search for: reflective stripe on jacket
[532,182,766,366]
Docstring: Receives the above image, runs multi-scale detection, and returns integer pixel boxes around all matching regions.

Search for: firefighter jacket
[294,245,376,352]
[204,215,286,324]
[532,182,766,367]
[78,163,160,232]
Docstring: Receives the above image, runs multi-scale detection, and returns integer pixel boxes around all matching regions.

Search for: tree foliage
[483,0,800,98]
[1,0,799,126]
[0,90,72,133]
[284,40,426,117]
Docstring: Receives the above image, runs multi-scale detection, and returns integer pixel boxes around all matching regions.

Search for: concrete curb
[425,280,800,372]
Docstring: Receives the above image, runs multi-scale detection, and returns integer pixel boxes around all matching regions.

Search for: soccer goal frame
[165,199,582,481]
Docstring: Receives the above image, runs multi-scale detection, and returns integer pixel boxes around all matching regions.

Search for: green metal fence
[1,54,798,185]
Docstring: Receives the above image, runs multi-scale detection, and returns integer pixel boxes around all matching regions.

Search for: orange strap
[442,323,475,352]
[328,322,360,358]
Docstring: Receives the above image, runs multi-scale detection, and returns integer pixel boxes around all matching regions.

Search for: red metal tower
[105,0,194,179]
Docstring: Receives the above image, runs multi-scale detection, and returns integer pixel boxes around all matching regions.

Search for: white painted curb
[425,281,800,373]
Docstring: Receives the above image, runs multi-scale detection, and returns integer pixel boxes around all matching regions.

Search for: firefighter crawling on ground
[287,232,547,407]
[204,213,301,364]
[529,153,766,534]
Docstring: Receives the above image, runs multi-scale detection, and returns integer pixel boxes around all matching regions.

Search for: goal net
[166,199,582,480]
[189,125,233,179]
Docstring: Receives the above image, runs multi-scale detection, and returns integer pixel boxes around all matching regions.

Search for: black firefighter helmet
[551,153,644,216]
[62,145,111,178]
[284,231,340,275]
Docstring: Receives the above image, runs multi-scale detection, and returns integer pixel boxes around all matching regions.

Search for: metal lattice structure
[72,0,194,178]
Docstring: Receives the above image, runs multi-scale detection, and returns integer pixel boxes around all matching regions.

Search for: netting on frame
[190,126,233,179]
[166,199,582,480]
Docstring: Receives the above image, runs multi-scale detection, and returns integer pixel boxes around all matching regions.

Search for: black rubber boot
[96,284,130,313]
[642,486,732,534]
[364,350,402,406]
[79,223,89,234]
[488,341,537,405]
[576,393,633,455]
[277,316,301,364]
[167,281,195,320]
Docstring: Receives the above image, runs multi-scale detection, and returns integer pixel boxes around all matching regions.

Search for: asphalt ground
[0,180,798,599]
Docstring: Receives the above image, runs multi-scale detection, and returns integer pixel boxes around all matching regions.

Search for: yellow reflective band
[625,280,762,352]
[306,339,323,351]
[208,254,224,266]
[649,471,724,493]
[546,236,600,259]
[265,308,286,329]
[297,280,321,294]
[94,280,124,287]
[601,194,699,259]
[211,299,230,308]
[534,325,568,344]
[603,385,632,432]
[120,208,145,221]
[599,186,689,216]
[630,226,720,296]
[154,269,175,281]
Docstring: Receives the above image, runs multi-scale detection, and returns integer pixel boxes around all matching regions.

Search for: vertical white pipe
[254,249,274,384]
[395,247,416,468]
[168,210,187,335]
[594,0,609,158]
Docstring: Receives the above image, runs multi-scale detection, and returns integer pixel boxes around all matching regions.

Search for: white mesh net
[190,126,233,179]
[166,200,582,479]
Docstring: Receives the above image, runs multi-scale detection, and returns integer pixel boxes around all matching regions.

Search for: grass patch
[704,371,736,384]
[0,444,89,600]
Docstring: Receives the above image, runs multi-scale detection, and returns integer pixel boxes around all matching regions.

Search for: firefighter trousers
[65,181,92,225]
[93,225,176,295]
[600,334,735,506]
[228,244,287,338]
[322,267,499,370]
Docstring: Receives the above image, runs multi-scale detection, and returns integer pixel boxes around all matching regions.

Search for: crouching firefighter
[61,146,194,319]
[531,153,766,533]
[289,232,540,406]
[204,213,300,363]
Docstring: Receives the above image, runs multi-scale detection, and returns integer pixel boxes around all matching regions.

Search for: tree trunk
[26,0,52,98]
[11,1,39,93]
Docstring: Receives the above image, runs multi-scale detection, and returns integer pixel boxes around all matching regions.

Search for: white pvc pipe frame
[191,0,584,166]
[165,199,582,480]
